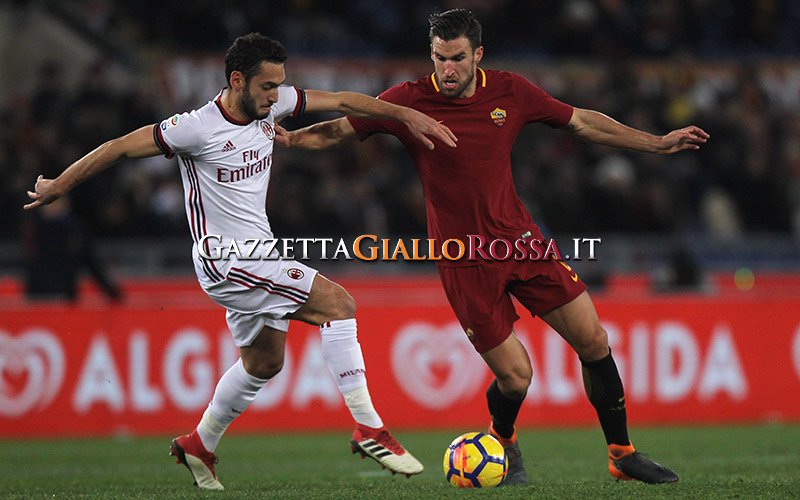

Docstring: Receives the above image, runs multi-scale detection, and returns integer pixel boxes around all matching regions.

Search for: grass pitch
[2,424,798,500]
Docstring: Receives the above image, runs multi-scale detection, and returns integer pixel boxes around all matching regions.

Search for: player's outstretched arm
[563,108,709,154]
[303,90,456,150]
[275,118,359,150]
[24,125,162,210]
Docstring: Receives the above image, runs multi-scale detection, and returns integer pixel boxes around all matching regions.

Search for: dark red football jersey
[347,69,573,266]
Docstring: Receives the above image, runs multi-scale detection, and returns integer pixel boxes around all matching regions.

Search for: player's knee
[242,355,284,380]
[497,371,531,400]
[574,324,609,362]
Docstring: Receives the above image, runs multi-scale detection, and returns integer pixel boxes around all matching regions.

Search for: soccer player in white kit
[24,33,457,490]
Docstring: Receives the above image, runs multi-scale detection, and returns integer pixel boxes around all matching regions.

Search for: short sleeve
[346,85,409,140]
[153,111,206,158]
[272,85,306,121]
[514,75,574,127]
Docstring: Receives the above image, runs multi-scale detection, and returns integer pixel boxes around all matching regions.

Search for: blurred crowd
[269,59,800,241]
[3,1,800,248]
[56,0,800,57]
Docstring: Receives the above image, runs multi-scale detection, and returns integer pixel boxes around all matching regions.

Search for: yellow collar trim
[431,72,440,92]
[431,68,486,93]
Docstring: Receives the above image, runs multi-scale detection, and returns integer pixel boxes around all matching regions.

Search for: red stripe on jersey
[183,157,224,282]
[182,159,216,282]
[292,88,306,117]
[188,159,225,281]
[227,269,309,303]
[182,159,199,242]
[230,266,310,296]
[153,123,174,158]
[225,276,305,304]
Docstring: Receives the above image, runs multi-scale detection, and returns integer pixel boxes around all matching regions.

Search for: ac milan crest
[261,121,275,140]
[287,268,304,280]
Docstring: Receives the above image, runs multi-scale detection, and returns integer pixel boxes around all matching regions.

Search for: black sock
[581,351,630,446]
[486,379,525,440]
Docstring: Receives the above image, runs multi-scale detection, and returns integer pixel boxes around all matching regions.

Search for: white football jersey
[154,86,305,286]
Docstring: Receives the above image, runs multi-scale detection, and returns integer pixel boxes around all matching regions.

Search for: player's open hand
[401,109,457,150]
[657,126,710,154]
[24,175,59,210]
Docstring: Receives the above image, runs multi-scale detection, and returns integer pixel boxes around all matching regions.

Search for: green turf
[1,425,798,499]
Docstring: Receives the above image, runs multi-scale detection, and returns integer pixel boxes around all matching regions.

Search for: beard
[239,84,269,120]
[438,68,475,99]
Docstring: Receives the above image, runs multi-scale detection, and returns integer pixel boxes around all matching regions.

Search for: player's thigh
[539,290,608,361]
[287,273,355,325]
[510,258,586,318]
[211,257,317,345]
[437,263,519,354]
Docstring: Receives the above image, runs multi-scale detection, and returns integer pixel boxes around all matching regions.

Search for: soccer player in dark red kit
[277,9,708,485]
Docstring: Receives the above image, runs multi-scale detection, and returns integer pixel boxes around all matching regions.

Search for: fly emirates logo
[216,150,272,183]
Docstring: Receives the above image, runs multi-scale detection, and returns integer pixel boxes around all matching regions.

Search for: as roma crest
[490,108,507,127]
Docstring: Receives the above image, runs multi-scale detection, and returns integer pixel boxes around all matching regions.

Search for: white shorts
[202,256,318,347]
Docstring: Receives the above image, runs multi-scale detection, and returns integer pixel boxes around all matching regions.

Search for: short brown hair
[429,9,482,50]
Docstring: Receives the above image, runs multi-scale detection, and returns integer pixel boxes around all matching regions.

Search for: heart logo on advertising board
[0,330,65,417]
[391,322,487,409]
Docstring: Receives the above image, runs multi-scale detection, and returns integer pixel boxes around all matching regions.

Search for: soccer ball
[443,432,507,488]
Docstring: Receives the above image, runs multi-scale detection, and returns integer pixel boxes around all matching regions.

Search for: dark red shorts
[437,257,587,354]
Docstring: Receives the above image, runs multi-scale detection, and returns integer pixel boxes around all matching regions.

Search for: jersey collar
[430,68,487,95]
[215,88,253,126]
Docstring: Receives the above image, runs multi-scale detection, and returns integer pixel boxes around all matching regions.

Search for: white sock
[344,386,383,429]
[197,358,269,452]
[321,319,384,429]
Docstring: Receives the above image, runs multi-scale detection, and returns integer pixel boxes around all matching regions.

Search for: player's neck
[461,79,478,99]
[453,74,478,100]
[220,88,249,122]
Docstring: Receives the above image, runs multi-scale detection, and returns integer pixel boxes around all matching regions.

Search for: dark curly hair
[224,33,287,85]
